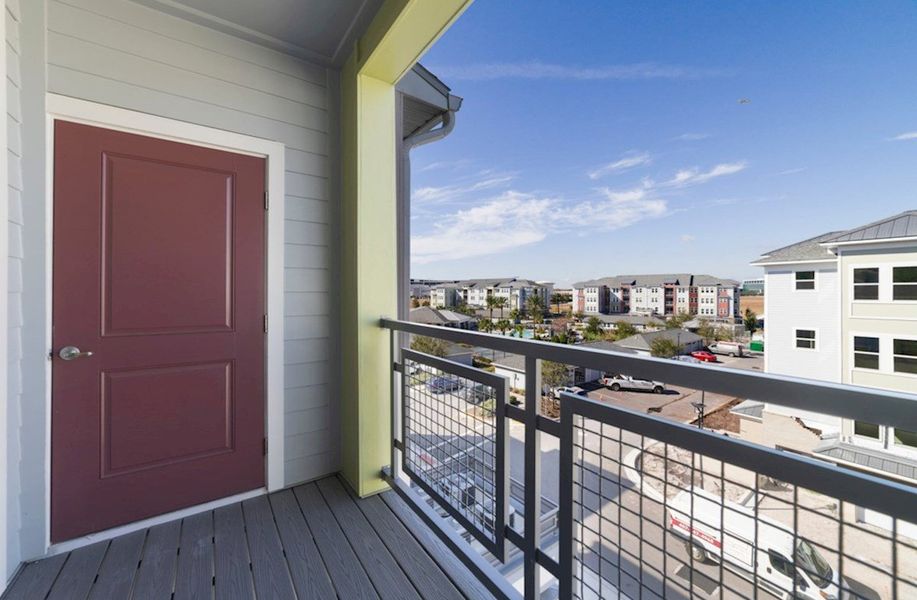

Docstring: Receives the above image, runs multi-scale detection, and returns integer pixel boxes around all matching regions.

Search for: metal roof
[814,439,917,481]
[822,210,917,244]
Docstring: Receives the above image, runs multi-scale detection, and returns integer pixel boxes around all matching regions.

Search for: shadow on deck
[1,475,493,600]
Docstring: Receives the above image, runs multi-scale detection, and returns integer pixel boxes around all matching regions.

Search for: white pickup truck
[668,487,846,600]
[599,374,666,394]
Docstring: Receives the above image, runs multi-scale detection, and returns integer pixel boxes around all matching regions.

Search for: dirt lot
[740,294,764,316]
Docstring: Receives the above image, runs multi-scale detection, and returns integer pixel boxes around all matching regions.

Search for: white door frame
[43,93,285,552]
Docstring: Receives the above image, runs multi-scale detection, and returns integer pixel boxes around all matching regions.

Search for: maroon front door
[51,121,266,542]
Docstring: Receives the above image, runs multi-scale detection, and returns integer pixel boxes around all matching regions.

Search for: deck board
[132,520,180,600]
[173,511,214,600]
[316,477,422,600]
[1,475,492,600]
[268,489,336,600]
[213,503,255,600]
[46,541,109,600]
[242,495,296,600]
[89,530,145,600]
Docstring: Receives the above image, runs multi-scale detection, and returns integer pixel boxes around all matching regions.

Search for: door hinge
[263,437,268,455]
[263,314,269,333]
[264,191,269,210]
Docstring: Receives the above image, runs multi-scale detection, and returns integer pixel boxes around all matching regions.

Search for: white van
[668,487,844,600]
[708,341,744,357]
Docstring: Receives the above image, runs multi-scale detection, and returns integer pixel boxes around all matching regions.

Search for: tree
[573,311,585,322]
[513,324,525,338]
[715,325,735,341]
[665,313,692,329]
[697,319,716,345]
[526,294,545,324]
[743,308,758,338]
[495,319,512,335]
[541,361,569,392]
[585,316,602,338]
[478,319,494,333]
[411,297,421,308]
[612,321,638,340]
[485,295,497,321]
[410,335,447,358]
[650,337,680,358]
[509,308,521,323]
[494,296,507,319]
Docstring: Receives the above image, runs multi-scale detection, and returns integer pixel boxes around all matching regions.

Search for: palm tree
[509,308,521,323]
[478,319,494,333]
[493,296,507,319]
[550,293,562,315]
[485,295,497,321]
[496,319,511,336]
[526,294,544,324]
[513,324,525,338]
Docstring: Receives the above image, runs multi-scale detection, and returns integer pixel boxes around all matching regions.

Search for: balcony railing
[380,318,917,600]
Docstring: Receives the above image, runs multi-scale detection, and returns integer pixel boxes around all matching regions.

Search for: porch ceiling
[129,0,385,66]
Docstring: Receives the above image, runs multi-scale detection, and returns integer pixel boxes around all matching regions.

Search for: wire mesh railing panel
[564,396,917,600]
[400,348,509,558]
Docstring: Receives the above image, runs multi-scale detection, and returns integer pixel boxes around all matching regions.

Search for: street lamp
[691,391,706,429]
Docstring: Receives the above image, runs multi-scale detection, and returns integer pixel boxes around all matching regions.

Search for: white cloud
[674,133,711,141]
[681,234,696,243]
[777,167,807,176]
[412,192,552,264]
[892,131,917,141]
[661,161,747,187]
[430,61,732,81]
[419,159,473,172]
[413,174,515,204]
[411,160,746,264]
[412,187,669,265]
[588,152,652,180]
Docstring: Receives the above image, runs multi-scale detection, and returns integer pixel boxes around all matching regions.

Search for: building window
[853,267,879,300]
[853,336,880,370]
[854,421,880,439]
[895,428,917,448]
[893,339,917,374]
[795,329,816,349]
[893,266,917,300]
[795,271,815,290]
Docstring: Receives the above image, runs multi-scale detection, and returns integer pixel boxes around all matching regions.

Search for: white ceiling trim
[130,0,380,68]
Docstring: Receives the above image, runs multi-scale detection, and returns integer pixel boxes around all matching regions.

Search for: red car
[691,350,717,363]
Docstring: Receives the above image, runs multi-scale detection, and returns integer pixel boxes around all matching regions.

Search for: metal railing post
[523,356,542,598]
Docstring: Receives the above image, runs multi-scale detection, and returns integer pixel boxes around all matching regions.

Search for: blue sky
[410,1,917,287]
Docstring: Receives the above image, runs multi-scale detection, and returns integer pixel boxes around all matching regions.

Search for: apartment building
[429,278,553,310]
[747,210,917,491]
[572,274,740,318]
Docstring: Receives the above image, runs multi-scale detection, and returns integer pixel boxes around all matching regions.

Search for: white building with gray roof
[747,210,917,530]
[571,273,740,319]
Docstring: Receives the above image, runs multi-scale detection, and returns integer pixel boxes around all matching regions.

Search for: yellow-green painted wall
[340,0,472,496]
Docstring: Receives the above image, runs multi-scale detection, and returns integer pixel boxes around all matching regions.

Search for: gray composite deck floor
[1,475,493,600]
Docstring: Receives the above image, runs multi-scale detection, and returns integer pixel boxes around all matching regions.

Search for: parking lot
[581,353,763,425]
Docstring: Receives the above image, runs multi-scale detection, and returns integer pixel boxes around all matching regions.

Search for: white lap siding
[5,0,24,581]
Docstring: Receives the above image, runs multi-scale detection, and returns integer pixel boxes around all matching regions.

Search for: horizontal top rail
[381,318,917,431]
[562,393,917,525]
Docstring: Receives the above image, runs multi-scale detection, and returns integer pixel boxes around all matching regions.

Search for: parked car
[673,355,703,364]
[426,376,462,393]
[669,487,845,600]
[690,350,718,363]
[600,374,666,394]
[553,386,586,398]
[708,341,745,357]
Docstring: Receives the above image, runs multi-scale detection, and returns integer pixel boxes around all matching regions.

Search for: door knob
[59,346,93,361]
